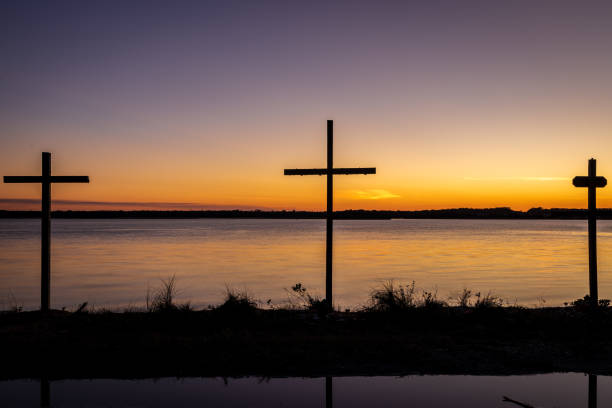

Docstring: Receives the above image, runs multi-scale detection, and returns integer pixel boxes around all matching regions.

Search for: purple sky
[2,1,612,210]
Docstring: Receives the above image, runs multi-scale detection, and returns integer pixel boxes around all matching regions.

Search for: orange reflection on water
[0,219,610,310]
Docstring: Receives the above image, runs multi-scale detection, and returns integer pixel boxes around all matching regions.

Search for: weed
[146,275,191,312]
[216,287,257,314]
[421,289,447,308]
[474,291,504,308]
[369,280,416,312]
[571,294,610,310]
[453,288,473,307]
[288,283,328,313]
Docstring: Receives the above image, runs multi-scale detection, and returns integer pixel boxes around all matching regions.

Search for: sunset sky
[2,0,612,211]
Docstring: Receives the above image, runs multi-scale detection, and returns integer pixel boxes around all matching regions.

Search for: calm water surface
[1,218,611,310]
[0,374,608,407]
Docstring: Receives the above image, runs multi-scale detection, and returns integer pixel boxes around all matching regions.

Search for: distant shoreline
[0,208,611,219]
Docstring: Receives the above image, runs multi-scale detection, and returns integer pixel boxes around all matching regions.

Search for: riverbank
[2,306,612,379]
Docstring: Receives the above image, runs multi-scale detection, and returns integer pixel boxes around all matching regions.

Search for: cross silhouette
[4,152,89,312]
[284,120,376,309]
[572,158,607,307]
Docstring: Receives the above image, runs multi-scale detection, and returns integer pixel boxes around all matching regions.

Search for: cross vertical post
[573,158,607,308]
[284,120,376,311]
[41,152,51,313]
[4,152,89,312]
[326,120,333,304]
[588,159,598,304]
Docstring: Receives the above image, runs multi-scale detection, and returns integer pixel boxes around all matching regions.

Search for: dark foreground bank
[2,306,612,379]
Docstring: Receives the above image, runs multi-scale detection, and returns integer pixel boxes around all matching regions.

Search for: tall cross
[284,120,376,309]
[4,152,89,312]
[572,158,607,307]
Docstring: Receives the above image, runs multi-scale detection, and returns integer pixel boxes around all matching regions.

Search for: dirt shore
[2,307,612,379]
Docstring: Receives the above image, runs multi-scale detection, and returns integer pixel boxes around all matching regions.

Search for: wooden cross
[572,158,607,307]
[4,152,89,312]
[284,120,376,309]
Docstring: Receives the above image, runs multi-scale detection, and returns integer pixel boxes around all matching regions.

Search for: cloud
[0,198,273,211]
[352,189,401,200]
[463,177,570,182]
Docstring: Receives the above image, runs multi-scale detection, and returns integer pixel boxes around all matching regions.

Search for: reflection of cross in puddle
[503,374,597,408]
[588,375,597,408]
[326,376,333,408]
[40,376,49,407]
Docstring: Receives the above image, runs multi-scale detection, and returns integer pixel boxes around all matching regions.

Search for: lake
[1,218,611,310]
[0,373,607,407]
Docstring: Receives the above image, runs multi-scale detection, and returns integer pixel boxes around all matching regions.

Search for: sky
[2,0,612,211]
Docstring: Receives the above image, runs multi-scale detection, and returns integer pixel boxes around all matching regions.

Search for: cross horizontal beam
[284,167,376,176]
[572,176,607,188]
[4,176,90,183]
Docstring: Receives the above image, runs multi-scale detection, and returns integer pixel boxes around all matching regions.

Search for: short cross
[4,152,89,312]
[284,120,376,310]
[572,158,607,307]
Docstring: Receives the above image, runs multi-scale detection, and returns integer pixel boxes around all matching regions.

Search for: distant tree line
[1,207,612,219]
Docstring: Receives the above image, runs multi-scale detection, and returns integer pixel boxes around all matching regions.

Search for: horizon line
[0,199,600,213]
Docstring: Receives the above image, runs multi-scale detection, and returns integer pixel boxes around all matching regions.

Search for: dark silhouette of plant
[473,291,504,308]
[369,280,416,312]
[571,294,610,310]
[421,289,447,308]
[288,283,328,314]
[146,275,192,312]
[216,287,257,314]
[453,288,473,307]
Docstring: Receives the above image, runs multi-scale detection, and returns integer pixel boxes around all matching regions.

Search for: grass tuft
[368,280,416,312]
[146,275,192,312]
[473,291,504,308]
[570,294,610,310]
[287,283,328,314]
[215,287,257,314]
[421,289,447,309]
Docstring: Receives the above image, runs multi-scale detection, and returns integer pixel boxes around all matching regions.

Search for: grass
[146,275,192,312]
[215,286,257,314]
[368,280,416,312]
[6,297,612,378]
[4,279,611,315]
[287,283,329,314]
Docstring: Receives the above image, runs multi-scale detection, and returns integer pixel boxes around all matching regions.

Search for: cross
[4,152,89,312]
[572,158,607,307]
[284,120,376,310]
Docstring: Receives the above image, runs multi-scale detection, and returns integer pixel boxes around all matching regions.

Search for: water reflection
[40,377,48,408]
[3,219,612,310]
[5,373,606,408]
[589,374,597,408]
[503,374,597,408]
[326,376,333,408]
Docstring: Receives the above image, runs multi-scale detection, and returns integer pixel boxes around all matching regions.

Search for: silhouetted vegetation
[569,294,611,311]
[3,284,612,378]
[473,291,504,308]
[146,275,192,312]
[5,207,612,219]
[368,281,417,312]
[4,299,612,379]
[287,283,328,314]
[215,287,257,315]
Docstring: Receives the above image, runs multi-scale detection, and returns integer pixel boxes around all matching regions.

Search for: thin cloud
[0,198,273,211]
[463,177,570,182]
[352,189,401,200]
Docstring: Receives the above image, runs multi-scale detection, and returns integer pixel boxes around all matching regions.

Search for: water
[0,374,607,407]
[1,218,611,310]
